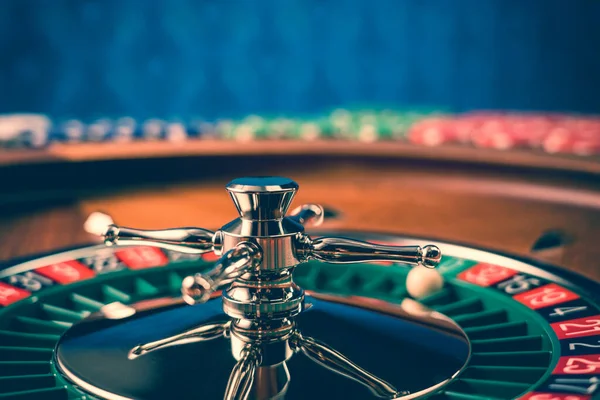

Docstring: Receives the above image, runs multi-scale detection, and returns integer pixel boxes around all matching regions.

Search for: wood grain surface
[3,140,600,175]
[1,152,599,282]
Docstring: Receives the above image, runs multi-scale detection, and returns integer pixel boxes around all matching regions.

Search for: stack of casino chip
[541,116,600,156]
[408,112,600,156]
[0,114,51,149]
[0,109,598,156]
[211,106,445,142]
[0,108,442,147]
[325,107,447,142]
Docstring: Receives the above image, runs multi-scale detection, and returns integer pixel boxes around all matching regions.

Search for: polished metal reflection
[289,332,405,398]
[224,345,261,400]
[223,275,304,320]
[296,236,441,267]
[127,319,406,399]
[123,304,407,398]
[81,177,449,400]
[227,177,299,221]
[288,204,325,227]
[181,241,262,305]
[56,294,470,400]
[252,365,290,400]
[104,225,215,254]
[128,321,230,360]
[98,176,442,322]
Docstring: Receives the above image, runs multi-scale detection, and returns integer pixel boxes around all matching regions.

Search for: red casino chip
[407,117,457,146]
[523,116,557,147]
[510,115,556,148]
[571,139,600,156]
[570,124,600,156]
[469,119,517,150]
[542,127,576,154]
[439,116,482,144]
[469,114,554,150]
[542,117,600,155]
[450,119,478,143]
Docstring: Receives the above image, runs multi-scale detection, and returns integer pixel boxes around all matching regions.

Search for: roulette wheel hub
[54,176,471,400]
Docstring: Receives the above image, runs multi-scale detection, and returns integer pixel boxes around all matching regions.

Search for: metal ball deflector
[61,177,466,400]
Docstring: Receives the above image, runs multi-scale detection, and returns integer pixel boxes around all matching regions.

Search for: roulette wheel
[0,111,599,400]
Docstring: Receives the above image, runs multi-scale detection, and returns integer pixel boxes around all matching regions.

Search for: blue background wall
[0,0,599,121]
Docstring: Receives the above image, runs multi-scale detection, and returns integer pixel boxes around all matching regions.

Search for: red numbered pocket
[551,315,600,340]
[115,247,168,270]
[0,282,31,306]
[457,263,518,286]
[553,354,600,375]
[201,252,220,262]
[36,260,96,284]
[513,283,580,310]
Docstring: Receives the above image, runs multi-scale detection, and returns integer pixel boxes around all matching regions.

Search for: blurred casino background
[0,0,599,154]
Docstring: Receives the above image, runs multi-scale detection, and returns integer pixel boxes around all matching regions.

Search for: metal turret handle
[103,225,216,254]
[84,212,217,254]
[296,236,441,268]
[181,242,262,305]
[94,204,323,255]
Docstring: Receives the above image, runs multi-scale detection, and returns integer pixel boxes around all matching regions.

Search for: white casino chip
[0,113,51,147]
